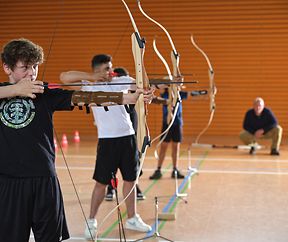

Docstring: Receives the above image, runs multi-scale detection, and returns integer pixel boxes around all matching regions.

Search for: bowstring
[41,0,94,239]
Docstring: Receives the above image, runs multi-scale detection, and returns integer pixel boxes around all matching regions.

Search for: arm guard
[151,97,168,105]
[72,91,123,106]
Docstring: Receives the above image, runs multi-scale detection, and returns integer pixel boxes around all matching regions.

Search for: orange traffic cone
[61,134,68,147]
[73,130,80,143]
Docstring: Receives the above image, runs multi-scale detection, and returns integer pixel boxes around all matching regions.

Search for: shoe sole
[125,224,152,233]
[84,229,96,240]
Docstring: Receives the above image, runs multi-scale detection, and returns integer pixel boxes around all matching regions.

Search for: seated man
[239,97,282,155]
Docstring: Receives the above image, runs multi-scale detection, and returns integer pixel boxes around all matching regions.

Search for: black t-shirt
[0,83,73,177]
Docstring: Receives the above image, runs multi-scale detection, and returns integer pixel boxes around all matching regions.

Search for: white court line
[30,235,184,241]
[181,157,288,163]
[56,166,288,175]
[198,169,288,175]
[68,236,184,242]
[57,154,156,160]
[58,154,288,163]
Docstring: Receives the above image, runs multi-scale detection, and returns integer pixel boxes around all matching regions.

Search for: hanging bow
[190,35,216,145]
[187,35,216,170]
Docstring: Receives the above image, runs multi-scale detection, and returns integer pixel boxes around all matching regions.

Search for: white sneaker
[125,214,152,232]
[84,218,97,240]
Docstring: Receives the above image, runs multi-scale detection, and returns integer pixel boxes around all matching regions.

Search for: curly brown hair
[1,38,44,70]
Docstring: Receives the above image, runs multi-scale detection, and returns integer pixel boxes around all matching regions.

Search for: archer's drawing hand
[124,87,155,104]
[16,78,44,98]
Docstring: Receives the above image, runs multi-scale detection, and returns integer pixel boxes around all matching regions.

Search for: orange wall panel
[0,0,287,139]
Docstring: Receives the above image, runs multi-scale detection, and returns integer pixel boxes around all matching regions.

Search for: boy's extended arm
[71,88,154,106]
[0,79,44,99]
[60,71,107,90]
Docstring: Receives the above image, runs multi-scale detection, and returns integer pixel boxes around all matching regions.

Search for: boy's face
[3,60,39,83]
[93,61,113,82]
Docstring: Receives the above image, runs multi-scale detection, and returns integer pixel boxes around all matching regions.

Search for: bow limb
[96,1,150,238]
[150,38,180,160]
[152,38,179,126]
[137,0,182,119]
[138,1,182,161]
[190,35,216,145]
[137,0,177,51]
[150,38,174,145]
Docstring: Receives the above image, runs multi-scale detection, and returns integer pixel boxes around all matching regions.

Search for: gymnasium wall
[0,0,287,140]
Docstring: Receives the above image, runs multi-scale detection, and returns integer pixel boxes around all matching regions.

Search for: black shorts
[160,124,182,143]
[93,135,139,184]
[0,175,69,242]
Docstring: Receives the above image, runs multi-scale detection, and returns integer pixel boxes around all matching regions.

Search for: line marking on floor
[144,152,207,239]
[57,154,288,163]
[99,164,173,239]
[56,166,288,175]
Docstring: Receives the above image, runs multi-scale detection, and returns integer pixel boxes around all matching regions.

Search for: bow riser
[170,50,182,110]
[131,32,150,154]
[208,70,216,112]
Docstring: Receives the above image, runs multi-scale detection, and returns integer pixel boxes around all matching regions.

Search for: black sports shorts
[0,175,69,242]
[93,134,139,184]
[160,124,183,143]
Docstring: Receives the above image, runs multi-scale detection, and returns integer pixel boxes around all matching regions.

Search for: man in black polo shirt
[240,97,282,155]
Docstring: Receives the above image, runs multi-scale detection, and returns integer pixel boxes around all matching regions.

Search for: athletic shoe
[149,169,162,180]
[136,185,146,200]
[270,148,280,156]
[105,185,114,201]
[125,214,152,232]
[249,146,256,155]
[171,168,185,179]
[84,218,97,240]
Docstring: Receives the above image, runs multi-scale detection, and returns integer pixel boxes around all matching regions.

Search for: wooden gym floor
[29,136,288,242]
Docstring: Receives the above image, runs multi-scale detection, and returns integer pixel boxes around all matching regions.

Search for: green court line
[99,163,173,239]
[99,149,209,240]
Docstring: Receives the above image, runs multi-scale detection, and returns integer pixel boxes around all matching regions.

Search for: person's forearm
[263,112,277,133]
[151,96,168,105]
[71,88,154,106]
[60,71,97,83]
[72,91,123,106]
[243,124,255,134]
[0,79,44,99]
[0,84,17,98]
[263,124,276,133]
[243,113,255,134]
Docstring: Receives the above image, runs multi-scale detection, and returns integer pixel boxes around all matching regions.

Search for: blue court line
[145,151,209,238]
[145,168,197,237]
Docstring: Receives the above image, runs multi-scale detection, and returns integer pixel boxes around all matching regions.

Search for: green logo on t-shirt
[0,98,35,129]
